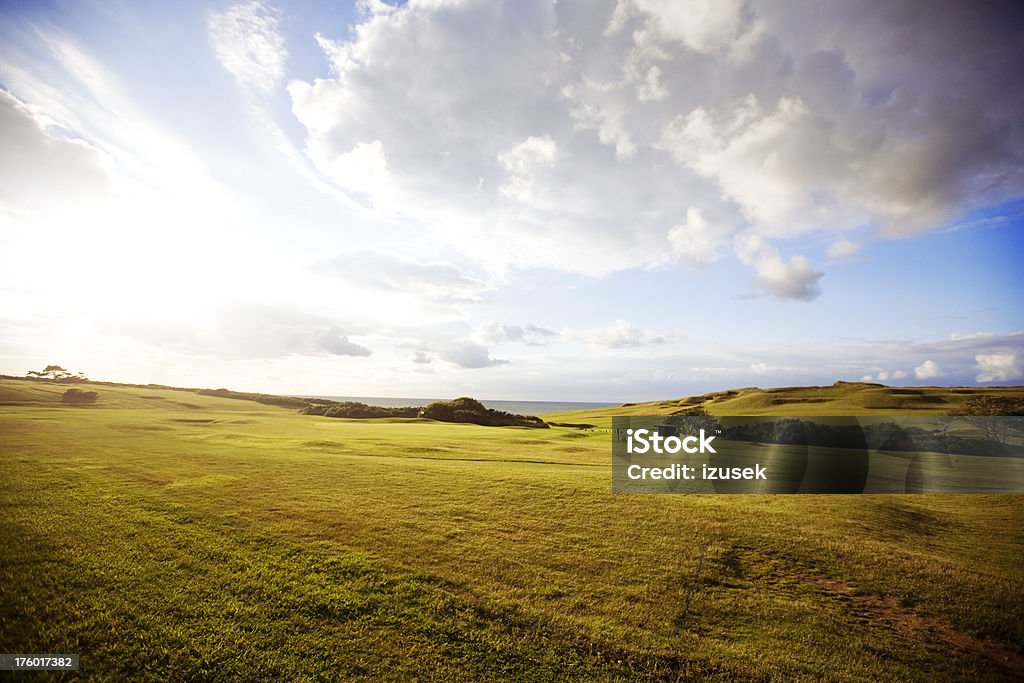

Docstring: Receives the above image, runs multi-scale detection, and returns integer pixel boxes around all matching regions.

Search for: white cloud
[862,369,908,381]
[474,322,556,346]
[734,233,823,301]
[208,0,287,95]
[438,340,508,369]
[915,360,942,380]
[101,304,371,360]
[498,136,558,204]
[318,250,488,303]
[662,95,847,230]
[606,0,747,55]
[314,139,393,204]
[0,90,111,211]
[318,327,371,357]
[668,207,724,268]
[578,320,669,348]
[287,0,1024,298]
[975,353,1022,383]
[827,238,859,261]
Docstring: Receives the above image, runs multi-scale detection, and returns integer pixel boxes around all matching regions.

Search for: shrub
[62,389,98,405]
[419,397,548,428]
[300,402,419,419]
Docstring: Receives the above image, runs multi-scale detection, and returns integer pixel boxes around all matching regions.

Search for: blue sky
[0,0,1021,401]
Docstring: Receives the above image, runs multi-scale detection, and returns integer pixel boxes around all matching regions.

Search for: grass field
[544,382,1024,427]
[2,378,1023,681]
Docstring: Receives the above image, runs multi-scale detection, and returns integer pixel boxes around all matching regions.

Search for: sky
[0,0,1021,402]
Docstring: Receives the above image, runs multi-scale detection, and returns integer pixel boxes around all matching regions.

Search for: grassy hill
[1,376,1022,681]
[542,381,1024,427]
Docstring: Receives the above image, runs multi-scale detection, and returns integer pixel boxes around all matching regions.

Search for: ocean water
[306,396,617,416]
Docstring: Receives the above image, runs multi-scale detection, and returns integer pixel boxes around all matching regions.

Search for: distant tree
[665,405,721,433]
[61,388,98,405]
[947,396,1024,447]
[27,365,87,382]
[29,365,71,381]
[950,396,1024,417]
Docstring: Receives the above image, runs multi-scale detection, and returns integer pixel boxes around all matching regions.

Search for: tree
[26,365,87,382]
[946,396,1024,448]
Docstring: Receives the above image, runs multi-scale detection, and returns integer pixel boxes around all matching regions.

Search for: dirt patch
[168,418,216,424]
[807,576,1024,677]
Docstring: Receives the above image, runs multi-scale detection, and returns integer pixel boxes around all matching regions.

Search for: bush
[950,396,1024,416]
[300,402,419,419]
[62,389,98,405]
[197,388,310,409]
[419,397,548,428]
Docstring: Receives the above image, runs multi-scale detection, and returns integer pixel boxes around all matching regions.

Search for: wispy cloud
[575,320,671,349]
[474,322,557,346]
[318,250,489,304]
[208,1,287,95]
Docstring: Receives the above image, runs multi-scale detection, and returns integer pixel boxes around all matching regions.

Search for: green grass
[543,382,1024,427]
[1,378,1023,681]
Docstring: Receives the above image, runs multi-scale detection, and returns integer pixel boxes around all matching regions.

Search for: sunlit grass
[1,378,1022,680]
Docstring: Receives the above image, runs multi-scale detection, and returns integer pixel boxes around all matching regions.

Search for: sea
[304,396,618,416]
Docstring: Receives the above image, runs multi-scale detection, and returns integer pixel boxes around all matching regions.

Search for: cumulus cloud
[288,0,1023,298]
[862,369,908,381]
[578,320,669,348]
[208,0,287,95]
[915,360,942,380]
[975,353,1022,383]
[734,233,823,301]
[318,250,488,303]
[498,136,558,204]
[606,0,748,55]
[438,340,508,369]
[668,207,725,267]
